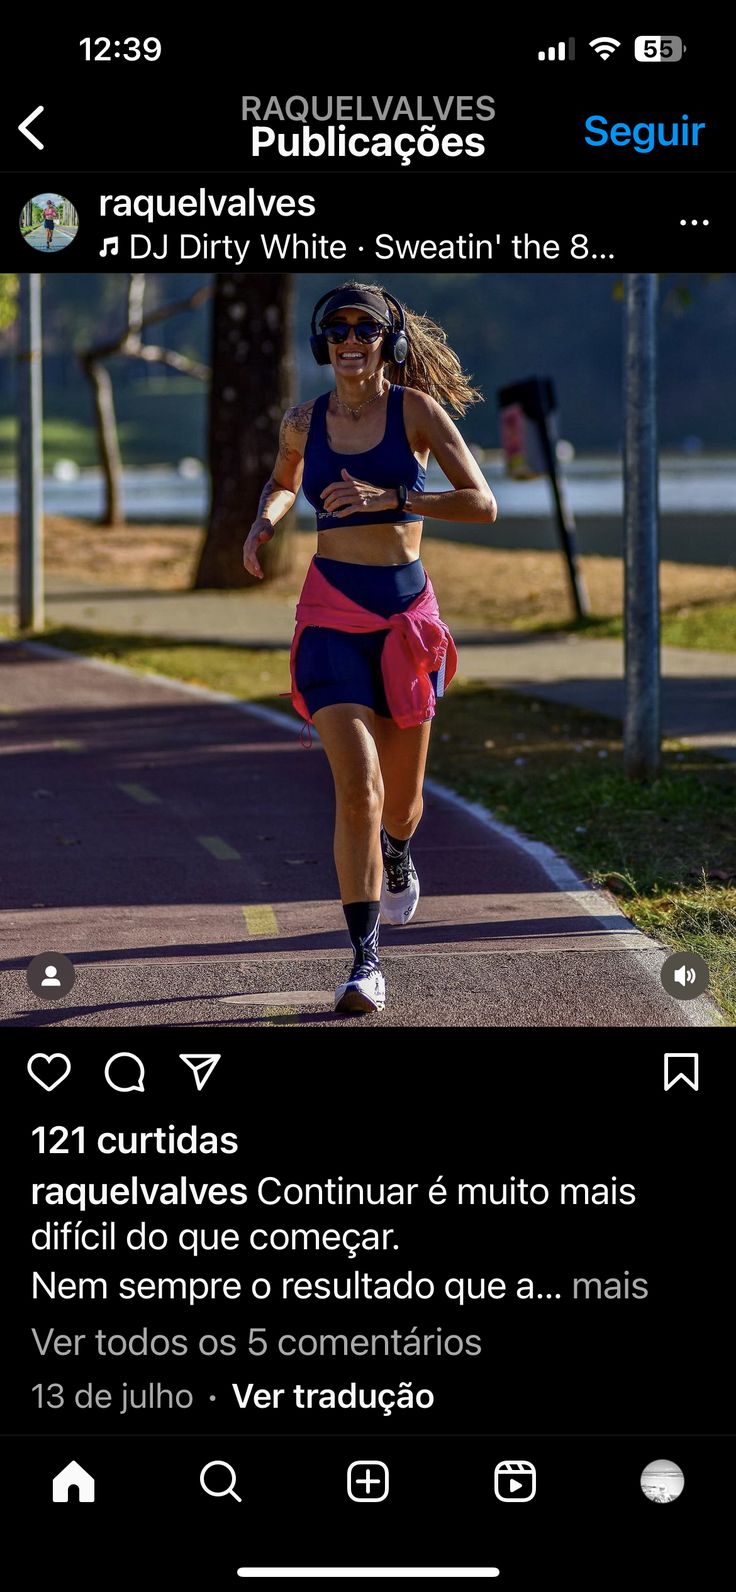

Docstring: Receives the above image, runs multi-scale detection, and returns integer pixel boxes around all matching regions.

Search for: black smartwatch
[396,483,409,511]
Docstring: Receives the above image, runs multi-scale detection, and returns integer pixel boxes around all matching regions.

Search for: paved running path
[2,571,732,758]
[23,225,77,252]
[0,640,714,1028]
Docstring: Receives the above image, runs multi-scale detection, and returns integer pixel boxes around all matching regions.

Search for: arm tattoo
[273,401,313,479]
[256,402,314,521]
[275,439,301,473]
[282,401,315,437]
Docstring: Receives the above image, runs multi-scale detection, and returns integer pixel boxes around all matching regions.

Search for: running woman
[244,282,497,1016]
[42,200,58,248]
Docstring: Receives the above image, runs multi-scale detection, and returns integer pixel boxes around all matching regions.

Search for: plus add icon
[347,1460,390,1502]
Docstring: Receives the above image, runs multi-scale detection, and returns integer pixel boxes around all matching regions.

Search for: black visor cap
[319,287,392,326]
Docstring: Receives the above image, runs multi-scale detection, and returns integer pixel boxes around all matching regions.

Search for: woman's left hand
[320,469,395,517]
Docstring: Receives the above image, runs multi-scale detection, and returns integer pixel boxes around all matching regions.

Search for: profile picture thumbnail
[20,193,78,254]
[640,1458,685,1502]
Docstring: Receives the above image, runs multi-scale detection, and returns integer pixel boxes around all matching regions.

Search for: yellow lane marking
[248,1007,302,1025]
[199,835,241,861]
[242,905,279,937]
[118,782,161,804]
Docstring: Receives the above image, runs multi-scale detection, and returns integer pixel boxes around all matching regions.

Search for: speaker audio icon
[660,949,709,999]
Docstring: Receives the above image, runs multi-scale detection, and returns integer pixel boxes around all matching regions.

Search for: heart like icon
[28,1053,71,1091]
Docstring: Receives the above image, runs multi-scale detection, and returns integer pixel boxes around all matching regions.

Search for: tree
[0,275,19,328]
[78,273,213,525]
[194,273,295,588]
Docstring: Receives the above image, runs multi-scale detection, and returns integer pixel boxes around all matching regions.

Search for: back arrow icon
[19,106,44,150]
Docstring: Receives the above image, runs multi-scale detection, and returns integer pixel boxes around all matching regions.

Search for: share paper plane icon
[180,1054,221,1090]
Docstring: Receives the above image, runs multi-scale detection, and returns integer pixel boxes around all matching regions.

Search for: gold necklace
[330,384,387,422]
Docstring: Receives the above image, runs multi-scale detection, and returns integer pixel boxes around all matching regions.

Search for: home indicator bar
[236,1573,501,1581]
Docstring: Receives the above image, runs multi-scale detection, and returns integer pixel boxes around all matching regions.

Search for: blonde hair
[333,280,483,415]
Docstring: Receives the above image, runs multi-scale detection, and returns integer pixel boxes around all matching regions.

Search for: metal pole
[18,274,44,629]
[537,418,590,619]
[623,274,660,780]
[497,376,590,621]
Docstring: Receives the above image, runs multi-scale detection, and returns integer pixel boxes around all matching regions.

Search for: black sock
[382,828,410,861]
[343,900,381,969]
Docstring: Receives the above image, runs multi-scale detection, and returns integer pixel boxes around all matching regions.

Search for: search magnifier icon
[200,1461,242,1503]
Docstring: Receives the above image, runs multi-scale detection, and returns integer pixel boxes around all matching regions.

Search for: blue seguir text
[585,115,706,153]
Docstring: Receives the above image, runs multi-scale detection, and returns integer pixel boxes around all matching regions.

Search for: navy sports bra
[302,383,426,530]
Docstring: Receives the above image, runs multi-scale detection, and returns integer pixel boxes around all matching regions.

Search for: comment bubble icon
[105,1053,145,1093]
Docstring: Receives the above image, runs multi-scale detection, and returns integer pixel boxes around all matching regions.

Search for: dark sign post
[498,376,590,619]
[17,273,44,630]
[623,273,661,781]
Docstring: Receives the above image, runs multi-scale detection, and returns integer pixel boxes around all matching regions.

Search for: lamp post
[18,273,44,630]
[623,274,660,780]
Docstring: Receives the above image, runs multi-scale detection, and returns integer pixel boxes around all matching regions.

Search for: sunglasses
[322,321,386,345]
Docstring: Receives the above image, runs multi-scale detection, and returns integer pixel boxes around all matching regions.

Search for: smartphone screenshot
[1,22,734,1588]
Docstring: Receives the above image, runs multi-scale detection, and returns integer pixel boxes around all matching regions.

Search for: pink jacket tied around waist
[284,558,458,746]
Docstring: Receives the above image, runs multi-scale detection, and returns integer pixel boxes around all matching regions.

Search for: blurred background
[1,272,734,508]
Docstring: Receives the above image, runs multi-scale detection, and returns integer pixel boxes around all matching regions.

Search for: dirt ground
[2,514,735,630]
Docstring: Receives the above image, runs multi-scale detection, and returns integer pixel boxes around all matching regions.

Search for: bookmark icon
[664,1054,699,1091]
[180,1054,221,1091]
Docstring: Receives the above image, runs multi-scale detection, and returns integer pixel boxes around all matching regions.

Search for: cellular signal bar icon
[538,38,575,61]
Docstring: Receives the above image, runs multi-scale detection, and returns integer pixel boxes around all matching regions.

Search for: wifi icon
[589,36,621,59]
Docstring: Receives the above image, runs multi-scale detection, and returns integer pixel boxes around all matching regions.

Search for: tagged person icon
[26,951,76,999]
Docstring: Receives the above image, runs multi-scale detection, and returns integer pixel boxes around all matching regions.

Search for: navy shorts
[295,556,446,721]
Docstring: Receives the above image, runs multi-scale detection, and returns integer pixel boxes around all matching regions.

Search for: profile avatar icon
[640,1459,685,1502]
[41,964,61,987]
[20,192,79,254]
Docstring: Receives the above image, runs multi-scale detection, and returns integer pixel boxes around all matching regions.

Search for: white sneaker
[334,961,386,1015]
[380,834,420,926]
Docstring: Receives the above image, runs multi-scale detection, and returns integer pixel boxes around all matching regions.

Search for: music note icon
[99,237,119,257]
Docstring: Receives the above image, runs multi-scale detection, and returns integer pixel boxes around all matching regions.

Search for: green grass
[0,417,106,470]
[521,602,736,652]
[0,621,291,700]
[3,620,735,1023]
[0,387,206,474]
[660,605,736,651]
[425,680,735,1021]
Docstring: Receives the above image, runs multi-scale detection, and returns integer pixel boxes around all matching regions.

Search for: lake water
[1,457,735,521]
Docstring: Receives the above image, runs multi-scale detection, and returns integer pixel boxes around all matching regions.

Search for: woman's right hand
[243,519,274,579]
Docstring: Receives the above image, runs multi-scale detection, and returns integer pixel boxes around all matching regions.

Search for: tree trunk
[82,356,124,526]
[195,273,295,589]
[77,274,213,531]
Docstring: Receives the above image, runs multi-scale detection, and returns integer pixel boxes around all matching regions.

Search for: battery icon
[635,35,684,61]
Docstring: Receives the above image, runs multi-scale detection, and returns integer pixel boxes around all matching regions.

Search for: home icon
[53,1460,95,1503]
